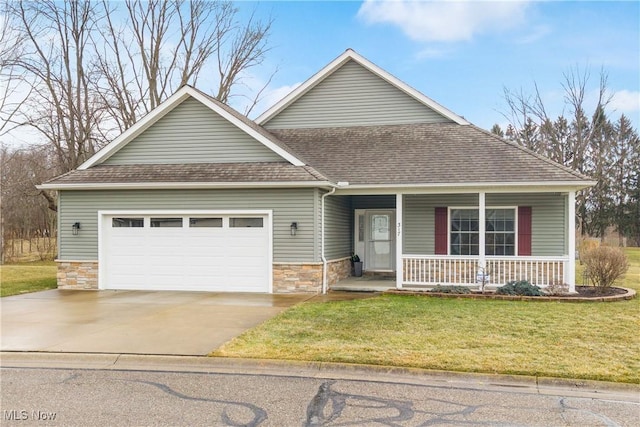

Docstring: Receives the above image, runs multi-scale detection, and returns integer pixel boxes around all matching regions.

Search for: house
[39,49,594,294]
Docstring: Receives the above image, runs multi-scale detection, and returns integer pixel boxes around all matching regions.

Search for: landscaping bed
[385,286,636,302]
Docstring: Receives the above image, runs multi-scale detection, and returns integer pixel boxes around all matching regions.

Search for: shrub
[544,280,569,296]
[496,280,543,296]
[429,285,472,294]
[582,246,629,294]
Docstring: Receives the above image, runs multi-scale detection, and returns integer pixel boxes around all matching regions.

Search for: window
[450,209,479,255]
[229,217,263,228]
[485,209,515,255]
[189,217,222,228]
[112,217,143,228]
[449,208,516,256]
[150,217,183,228]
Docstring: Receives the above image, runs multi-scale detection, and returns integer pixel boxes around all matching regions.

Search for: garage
[100,211,272,292]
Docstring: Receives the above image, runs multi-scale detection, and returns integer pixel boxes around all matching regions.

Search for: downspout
[321,186,337,294]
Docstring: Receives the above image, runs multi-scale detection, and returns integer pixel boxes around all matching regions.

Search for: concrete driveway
[0,290,316,356]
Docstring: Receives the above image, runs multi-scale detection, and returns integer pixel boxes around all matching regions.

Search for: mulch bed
[570,286,629,298]
[385,286,636,302]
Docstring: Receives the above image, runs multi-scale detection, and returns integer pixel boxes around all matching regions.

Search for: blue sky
[232,0,640,131]
[3,1,638,148]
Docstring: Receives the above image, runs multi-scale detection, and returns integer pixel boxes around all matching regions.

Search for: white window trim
[447,206,519,256]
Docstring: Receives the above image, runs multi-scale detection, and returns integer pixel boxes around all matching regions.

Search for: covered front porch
[325,189,577,293]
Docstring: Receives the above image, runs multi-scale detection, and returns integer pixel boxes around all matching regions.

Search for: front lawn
[213,248,640,383]
[0,261,58,297]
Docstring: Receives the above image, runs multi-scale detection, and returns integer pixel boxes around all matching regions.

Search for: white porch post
[478,191,486,275]
[396,193,403,289]
[567,191,576,293]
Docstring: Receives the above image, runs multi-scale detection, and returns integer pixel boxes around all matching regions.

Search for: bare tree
[3,0,108,172]
[501,66,612,173]
[0,9,31,137]
[1,145,58,262]
[496,66,637,242]
[95,0,273,132]
[3,0,275,160]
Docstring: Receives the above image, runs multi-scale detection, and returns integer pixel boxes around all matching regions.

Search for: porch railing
[402,255,569,288]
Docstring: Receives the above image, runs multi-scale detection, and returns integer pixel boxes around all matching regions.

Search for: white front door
[359,210,395,271]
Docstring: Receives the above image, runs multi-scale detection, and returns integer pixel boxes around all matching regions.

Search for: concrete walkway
[0,290,376,356]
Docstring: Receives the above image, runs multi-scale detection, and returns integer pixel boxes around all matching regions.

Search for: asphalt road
[1,355,638,426]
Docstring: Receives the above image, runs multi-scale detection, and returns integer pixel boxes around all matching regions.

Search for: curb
[2,351,638,397]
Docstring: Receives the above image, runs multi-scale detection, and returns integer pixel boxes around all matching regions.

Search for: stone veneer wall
[56,260,99,290]
[57,258,352,293]
[326,257,352,287]
[272,258,352,293]
[272,263,322,293]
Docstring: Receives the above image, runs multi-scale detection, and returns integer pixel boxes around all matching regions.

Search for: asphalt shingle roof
[44,162,328,185]
[270,123,589,185]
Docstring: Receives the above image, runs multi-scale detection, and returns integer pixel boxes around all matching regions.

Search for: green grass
[0,261,58,297]
[214,248,640,384]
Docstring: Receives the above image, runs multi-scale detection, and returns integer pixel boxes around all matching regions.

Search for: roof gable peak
[79,86,304,170]
[256,49,469,126]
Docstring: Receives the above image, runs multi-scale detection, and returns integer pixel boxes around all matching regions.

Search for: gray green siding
[264,60,453,129]
[403,193,566,256]
[487,193,566,256]
[104,98,283,165]
[59,188,317,262]
[324,195,351,259]
[403,194,478,254]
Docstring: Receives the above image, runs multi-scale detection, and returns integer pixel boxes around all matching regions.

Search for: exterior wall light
[72,222,81,235]
[290,222,298,236]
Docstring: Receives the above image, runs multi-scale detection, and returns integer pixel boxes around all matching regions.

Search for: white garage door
[101,213,271,292]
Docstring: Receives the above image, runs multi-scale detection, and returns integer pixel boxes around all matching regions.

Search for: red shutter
[435,207,448,255]
[518,206,532,256]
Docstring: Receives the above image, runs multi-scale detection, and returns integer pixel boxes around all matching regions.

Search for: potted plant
[350,253,363,277]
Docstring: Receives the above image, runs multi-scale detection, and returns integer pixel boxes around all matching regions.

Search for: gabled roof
[256,48,470,126]
[79,86,305,170]
[39,50,593,193]
[270,123,594,189]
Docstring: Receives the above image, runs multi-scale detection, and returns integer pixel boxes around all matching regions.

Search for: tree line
[492,68,640,246]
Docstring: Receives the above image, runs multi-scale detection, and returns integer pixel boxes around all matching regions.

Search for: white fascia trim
[333,181,596,195]
[256,49,469,126]
[80,86,304,170]
[37,181,336,191]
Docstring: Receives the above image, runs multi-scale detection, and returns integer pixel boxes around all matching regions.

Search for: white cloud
[609,90,640,114]
[357,0,531,43]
